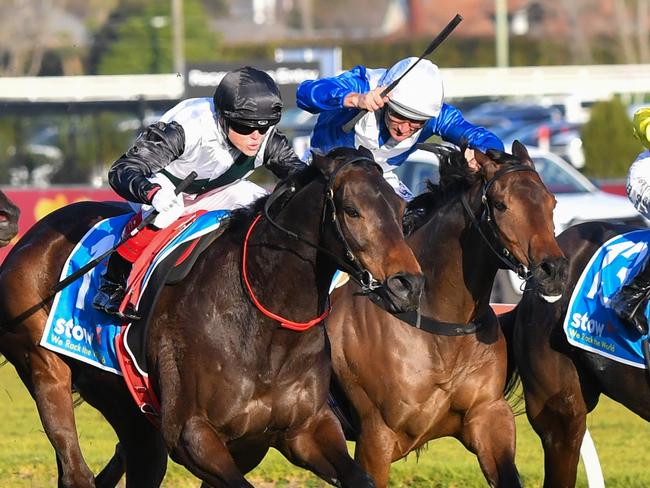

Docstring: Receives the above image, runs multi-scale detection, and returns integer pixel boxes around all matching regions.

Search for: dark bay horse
[501,220,650,488]
[0,189,19,245]
[326,142,569,487]
[0,147,423,488]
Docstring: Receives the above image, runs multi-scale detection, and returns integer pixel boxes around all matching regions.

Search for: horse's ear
[474,149,499,178]
[358,145,373,160]
[310,149,338,178]
[511,140,534,167]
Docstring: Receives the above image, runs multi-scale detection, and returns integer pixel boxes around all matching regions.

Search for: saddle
[563,229,650,370]
[117,213,228,425]
[42,210,229,425]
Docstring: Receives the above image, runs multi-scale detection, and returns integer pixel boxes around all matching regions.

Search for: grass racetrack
[1,363,649,487]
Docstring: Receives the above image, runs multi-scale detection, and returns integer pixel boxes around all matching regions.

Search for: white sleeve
[627,150,650,218]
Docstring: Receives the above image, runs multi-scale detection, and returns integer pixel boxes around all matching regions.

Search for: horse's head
[0,190,19,246]
[311,147,424,313]
[473,140,568,302]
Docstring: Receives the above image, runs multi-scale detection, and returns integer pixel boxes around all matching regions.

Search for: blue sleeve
[432,103,504,152]
[296,66,371,114]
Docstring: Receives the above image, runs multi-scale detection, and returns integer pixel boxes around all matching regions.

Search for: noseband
[262,156,385,294]
[460,164,538,280]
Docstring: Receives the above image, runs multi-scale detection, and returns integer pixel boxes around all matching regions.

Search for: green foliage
[50,112,134,184]
[219,36,597,71]
[581,97,645,178]
[94,0,221,75]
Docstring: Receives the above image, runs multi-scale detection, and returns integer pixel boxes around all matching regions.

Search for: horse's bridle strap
[262,157,383,293]
[462,164,537,279]
[393,310,485,336]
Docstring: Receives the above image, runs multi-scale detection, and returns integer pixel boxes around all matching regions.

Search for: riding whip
[342,13,463,134]
[53,171,198,293]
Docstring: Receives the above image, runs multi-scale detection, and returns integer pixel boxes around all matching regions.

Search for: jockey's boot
[92,252,141,321]
[610,261,650,335]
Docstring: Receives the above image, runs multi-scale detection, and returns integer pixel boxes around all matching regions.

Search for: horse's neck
[248,184,333,320]
[412,190,498,322]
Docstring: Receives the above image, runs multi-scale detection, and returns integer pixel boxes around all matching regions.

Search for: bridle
[261,156,386,293]
[242,156,392,330]
[460,163,538,280]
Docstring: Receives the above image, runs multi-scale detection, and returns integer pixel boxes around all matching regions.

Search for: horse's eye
[343,206,360,218]
[494,201,507,212]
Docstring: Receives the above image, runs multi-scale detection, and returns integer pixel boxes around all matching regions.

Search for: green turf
[1,363,648,487]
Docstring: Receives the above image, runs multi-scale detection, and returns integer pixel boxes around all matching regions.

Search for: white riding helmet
[380,57,444,121]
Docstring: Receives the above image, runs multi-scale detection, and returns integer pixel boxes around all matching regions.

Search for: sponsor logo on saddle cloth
[41,210,228,374]
[563,229,650,369]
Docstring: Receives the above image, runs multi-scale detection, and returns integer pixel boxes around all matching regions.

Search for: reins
[393,161,537,337]
[242,214,330,331]
[242,157,385,331]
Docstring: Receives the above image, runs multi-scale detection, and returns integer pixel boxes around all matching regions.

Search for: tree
[0,0,115,76]
[581,97,644,179]
[94,0,221,75]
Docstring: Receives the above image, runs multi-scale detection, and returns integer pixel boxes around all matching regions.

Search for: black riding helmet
[214,66,283,128]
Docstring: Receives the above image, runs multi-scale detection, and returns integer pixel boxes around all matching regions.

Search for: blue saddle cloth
[563,229,650,369]
[41,211,229,375]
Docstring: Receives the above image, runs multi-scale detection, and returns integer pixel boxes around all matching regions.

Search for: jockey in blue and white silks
[297,57,504,200]
[610,107,650,335]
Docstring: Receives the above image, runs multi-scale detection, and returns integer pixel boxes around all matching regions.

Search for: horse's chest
[219,343,330,438]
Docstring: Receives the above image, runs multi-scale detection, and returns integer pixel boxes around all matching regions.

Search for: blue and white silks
[564,229,650,369]
[296,64,504,170]
[41,211,229,375]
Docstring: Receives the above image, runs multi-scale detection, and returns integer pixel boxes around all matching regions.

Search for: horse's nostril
[540,260,555,277]
[387,274,411,295]
[537,257,569,282]
[386,273,424,300]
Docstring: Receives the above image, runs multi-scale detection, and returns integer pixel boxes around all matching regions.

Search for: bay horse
[325,141,569,487]
[0,147,424,488]
[0,189,19,246]
[501,220,650,488]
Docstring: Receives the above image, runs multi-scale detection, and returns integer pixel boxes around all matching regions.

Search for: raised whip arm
[342,13,463,134]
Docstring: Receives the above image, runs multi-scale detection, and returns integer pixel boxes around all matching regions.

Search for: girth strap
[393,310,486,336]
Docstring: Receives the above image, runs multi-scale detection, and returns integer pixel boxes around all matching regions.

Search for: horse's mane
[403,145,524,235]
[226,146,378,239]
[225,163,323,239]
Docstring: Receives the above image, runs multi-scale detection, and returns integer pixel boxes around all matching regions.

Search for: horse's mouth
[365,283,422,314]
[540,293,562,303]
[367,291,415,314]
[533,280,565,304]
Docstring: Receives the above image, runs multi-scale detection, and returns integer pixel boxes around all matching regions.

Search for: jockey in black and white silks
[93,66,304,320]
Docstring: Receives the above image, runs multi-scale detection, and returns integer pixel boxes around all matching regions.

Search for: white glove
[150,186,184,229]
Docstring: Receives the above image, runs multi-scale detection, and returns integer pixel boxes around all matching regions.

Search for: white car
[393,146,648,303]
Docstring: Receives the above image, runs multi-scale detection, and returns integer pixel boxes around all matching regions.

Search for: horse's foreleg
[167,416,253,487]
[460,401,522,488]
[28,351,95,488]
[353,423,397,488]
[525,390,586,488]
[94,443,126,488]
[277,407,376,488]
[518,335,588,488]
